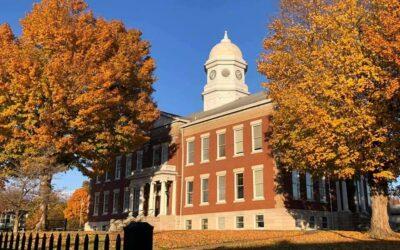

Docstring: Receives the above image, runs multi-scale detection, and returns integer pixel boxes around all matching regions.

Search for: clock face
[209,70,216,80]
[221,68,230,77]
[235,70,242,80]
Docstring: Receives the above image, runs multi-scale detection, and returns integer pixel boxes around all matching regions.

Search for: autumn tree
[0,0,159,230]
[63,182,89,229]
[259,0,399,238]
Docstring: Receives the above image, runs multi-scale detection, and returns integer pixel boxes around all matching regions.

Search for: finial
[221,30,231,42]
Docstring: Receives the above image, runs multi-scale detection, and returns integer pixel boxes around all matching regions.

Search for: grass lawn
[153,230,400,250]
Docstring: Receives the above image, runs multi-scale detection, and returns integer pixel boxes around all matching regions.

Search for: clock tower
[202,31,250,111]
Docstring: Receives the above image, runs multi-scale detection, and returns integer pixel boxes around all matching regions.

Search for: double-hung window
[152,145,161,167]
[201,135,209,163]
[217,171,226,203]
[115,156,122,180]
[186,178,194,206]
[236,216,244,229]
[125,153,132,177]
[112,189,120,214]
[233,125,244,156]
[123,187,130,212]
[319,176,327,202]
[251,120,263,153]
[93,193,100,216]
[252,165,264,200]
[306,172,314,201]
[136,150,143,171]
[161,142,169,165]
[133,187,140,212]
[292,171,300,200]
[103,191,109,214]
[186,138,195,165]
[105,171,111,182]
[234,169,244,201]
[255,214,265,228]
[217,130,226,159]
[200,175,209,204]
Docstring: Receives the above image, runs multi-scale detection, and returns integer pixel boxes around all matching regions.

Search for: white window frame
[306,172,314,201]
[152,144,161,167]
[251,120,263,153]
[136,150,143,171]
[105,171,111,182]
[233,124,244,156]
[255,214,265,229]
[216,171,226,204]
[235,215,245,229]
[185,177,194,207]
[93,192,100,216]
[319,176,327,203]
[186,137,195,166]
[216,129,226,160]
[201,218,208,230]
[132,187,140,212]
[185,220,192,230]
[123,187,130,213]
[252,165,264,200]
[200,174,210,205]
[112,189,120,214]
[200,134,210,163]
[103,191,110,215]
[234,168,245,202]
[217,217,225,230]
[292,170,300,200]
[115,156,122,180]
[161,142,169,165]
[95,175,101,184]
[125,153,132,177]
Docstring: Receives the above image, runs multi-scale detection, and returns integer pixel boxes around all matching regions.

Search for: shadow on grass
[214,240,400,250]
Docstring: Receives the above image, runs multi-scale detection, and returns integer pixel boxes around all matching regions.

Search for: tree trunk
[369,180,395,239]
[13,211,20,233]
[35,173,52,231]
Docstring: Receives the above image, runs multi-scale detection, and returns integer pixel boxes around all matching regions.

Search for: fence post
[4,232,8,250]
[27,233,32,250]
[74,234,79,250]
[41,233,46,250]
[93,234,98,250]
[21,233,26,250]
[8,232,13,250]
[104,234,109,250]
[115,234,121,250]
[83,235,88,250]
[49,234,54,250]
[65,234,70,250]
[15,233,20,250]
[124,222,154,250]
[56,234,61,250]
[33,233,39,250]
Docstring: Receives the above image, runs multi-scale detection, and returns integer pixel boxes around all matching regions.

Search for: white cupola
[202,31,249,111]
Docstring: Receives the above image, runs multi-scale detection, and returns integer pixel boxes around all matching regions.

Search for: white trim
[254,214,265,229]
[251,121,263,154]
[185,176,194,181]
[216,131,226,160]
[186,140,195,166]
[201,136,210,163]
[233,124,244,129]
[200,173,210,178]
[216,173,226,204]
[250,119,262,125]
[252,166,264,201]
[235,215,245,229]
[216,128,226,134]
[186,136,195,142]
[112,189,120,214]
[216,170,226,176]
[200,176,209,205]
[93,192,100,216]
[123,187,130,213]
[233,126,244,157]
[234,171,245,202]
[102,191,110,215]
[185,179,194,207]
[200,133,210,138]
[233,167,244,173]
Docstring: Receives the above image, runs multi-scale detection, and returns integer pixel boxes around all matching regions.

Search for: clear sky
[1,0,280,193]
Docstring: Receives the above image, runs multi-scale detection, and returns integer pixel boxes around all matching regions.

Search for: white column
[160,180,167,216]
[171,180,177,215]
[138,184,145,216]
[148,181,155,216]
[341,181,349,211]
[360,177,366,212]
[129,186,134,212]
[336,181,342,211]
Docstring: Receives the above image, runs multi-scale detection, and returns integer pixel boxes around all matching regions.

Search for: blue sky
[1,0,279,193]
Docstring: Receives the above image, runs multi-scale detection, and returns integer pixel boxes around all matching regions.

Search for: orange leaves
[63,186,89,221]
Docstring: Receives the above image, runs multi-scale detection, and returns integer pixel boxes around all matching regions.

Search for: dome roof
[208,31,243,60]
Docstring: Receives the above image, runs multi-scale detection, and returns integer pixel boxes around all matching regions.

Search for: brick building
[86,32,372,231]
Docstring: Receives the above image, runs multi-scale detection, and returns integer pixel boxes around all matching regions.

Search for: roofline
[182,98,273,128]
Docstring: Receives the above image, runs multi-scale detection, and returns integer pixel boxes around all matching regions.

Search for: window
[201,136,209,162]
[94,193,100,216]
[186,139,194,165]
[217,132,226,159]
[218,217,225,229]
[95,175,101,184]
[236,216,244,229]
[201,177,209,204]
[251,121,262,152]
[306,172,314,200]
[115,156,122,180]
[319,176,327,203]
[217,173,226,203]
[309,216,316,229]
[292,171,300,200]
[252,166,264,200]
[152,145,161,167]
[234,127,244,155]
[201,218,208,230]
[103,192,109,214]
[123,187,130,212]
[125,154,132,177]
[185,220,192,230]
[112,190,120,214]
[322,216,328,229]
[161,142,169,165]
[186,180,194,206]
[136,151,143,171]
[105,171,111,182]
[133,187,140,212]
[255,215,265,228]
[295,218,303,229]
[235,172,244,201]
